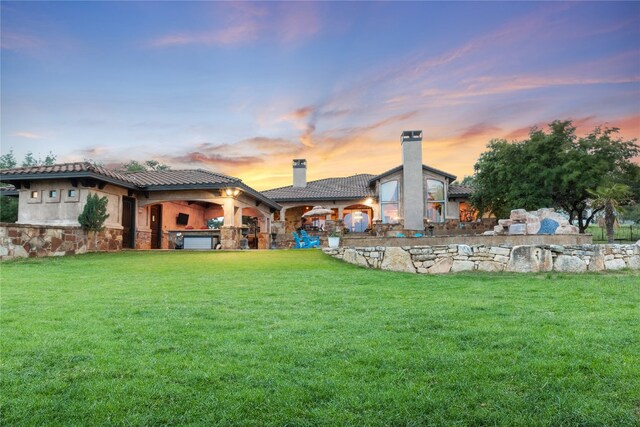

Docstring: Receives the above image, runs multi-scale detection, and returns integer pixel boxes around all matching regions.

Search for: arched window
[344,211,370,232]
[380,180,399,224]
[426,179,445,223]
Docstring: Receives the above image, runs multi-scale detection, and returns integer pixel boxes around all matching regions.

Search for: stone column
[220,227,240,250]
[234,205,243,227]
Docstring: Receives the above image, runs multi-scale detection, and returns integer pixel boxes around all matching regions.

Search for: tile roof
[0,185,18,197]
[263,174,376,202]
[127,169,239,188]
[448,185,473,197]
[0,162,280,210]
[0,162,135,183]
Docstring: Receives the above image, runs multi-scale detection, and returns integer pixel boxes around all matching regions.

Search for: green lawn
[1,251,639,426]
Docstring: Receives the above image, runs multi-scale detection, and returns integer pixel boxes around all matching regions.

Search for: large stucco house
[263,131,486,237]
[0,163,280,250]
[0,131,490,255]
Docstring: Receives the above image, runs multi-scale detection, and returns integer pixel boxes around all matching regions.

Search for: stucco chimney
[293,159,307,188]
[401,130,424,230]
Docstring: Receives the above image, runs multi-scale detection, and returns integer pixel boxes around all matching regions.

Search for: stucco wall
[17,181,125,230]
[323,242,640,274]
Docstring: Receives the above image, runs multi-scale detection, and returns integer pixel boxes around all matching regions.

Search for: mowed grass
[1,251,639,426]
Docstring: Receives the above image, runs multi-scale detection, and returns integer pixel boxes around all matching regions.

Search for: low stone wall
[341,233,592,248]
[0,223,122,260]
[323,242,640,274]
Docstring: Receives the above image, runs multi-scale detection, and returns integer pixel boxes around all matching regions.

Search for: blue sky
[1,1,639,189]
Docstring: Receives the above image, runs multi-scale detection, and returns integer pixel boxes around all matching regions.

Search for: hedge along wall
[322,243,640,274]
[0,223,122,260]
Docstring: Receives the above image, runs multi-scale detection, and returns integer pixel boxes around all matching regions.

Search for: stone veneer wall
[323,242,640,274]
[0,223,123,260]
[136,230,152,250]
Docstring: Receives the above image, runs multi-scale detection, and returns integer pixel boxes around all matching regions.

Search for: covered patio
[136,187,275,250]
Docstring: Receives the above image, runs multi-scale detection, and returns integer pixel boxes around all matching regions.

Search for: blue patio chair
[396,233,406,237]
[299,230,320,248]
[414,233,423,237]
[292,231,311,249]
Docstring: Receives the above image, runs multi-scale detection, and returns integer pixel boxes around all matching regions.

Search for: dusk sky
[1,1,639,190]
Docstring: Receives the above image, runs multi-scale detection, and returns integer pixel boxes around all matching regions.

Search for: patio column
[371,205,380,221]
[338,207,344,219]
[280,207,287,221]
[234,205,243,227]
[223,197,235,227]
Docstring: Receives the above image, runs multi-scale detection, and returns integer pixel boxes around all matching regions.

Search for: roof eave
[0,171,138,190]
[368,165,457,185]
[269,195,373,203]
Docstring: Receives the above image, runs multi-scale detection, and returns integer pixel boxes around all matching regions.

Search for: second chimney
[293,159,307,187]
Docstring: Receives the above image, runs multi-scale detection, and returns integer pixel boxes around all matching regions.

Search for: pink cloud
[276,2,321,44]
[445,74,640,100]
[0,32,45,51]
[148,3,321,48]
[280,106,316,121]
[149,21,261,47]
[457,123,503,142]
[11,131,42,139]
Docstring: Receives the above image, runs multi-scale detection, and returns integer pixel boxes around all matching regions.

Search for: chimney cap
[401,130,422,141]
[293,159,307,168]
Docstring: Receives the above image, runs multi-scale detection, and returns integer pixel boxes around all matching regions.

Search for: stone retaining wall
[341,233,592,248]
[323,242,640,274]
[0,223,122,260]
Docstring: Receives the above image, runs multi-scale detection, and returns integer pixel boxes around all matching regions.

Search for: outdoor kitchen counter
[168,229,221,250]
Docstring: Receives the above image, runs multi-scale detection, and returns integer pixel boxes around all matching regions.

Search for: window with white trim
[426,179,445,223]
[380,180,399,224]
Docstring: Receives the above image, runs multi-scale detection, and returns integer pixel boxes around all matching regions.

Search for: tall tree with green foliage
[78,193,110,250]
[471,120,639,232]
[0,197,18,223]
[0,150,57,169]
[0,151,18,170]
[116,160,171,173]
[22,151,57,167]
[588,183,632,243]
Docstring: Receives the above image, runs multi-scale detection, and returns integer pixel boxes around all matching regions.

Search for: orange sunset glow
[2,2,638,190]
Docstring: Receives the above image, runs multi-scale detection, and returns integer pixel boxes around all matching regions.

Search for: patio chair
[292,232,311,249]
[299,230,320,248]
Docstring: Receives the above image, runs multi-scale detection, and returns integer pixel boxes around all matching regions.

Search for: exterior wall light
[224,188,241,197]
[365,198,374,205]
